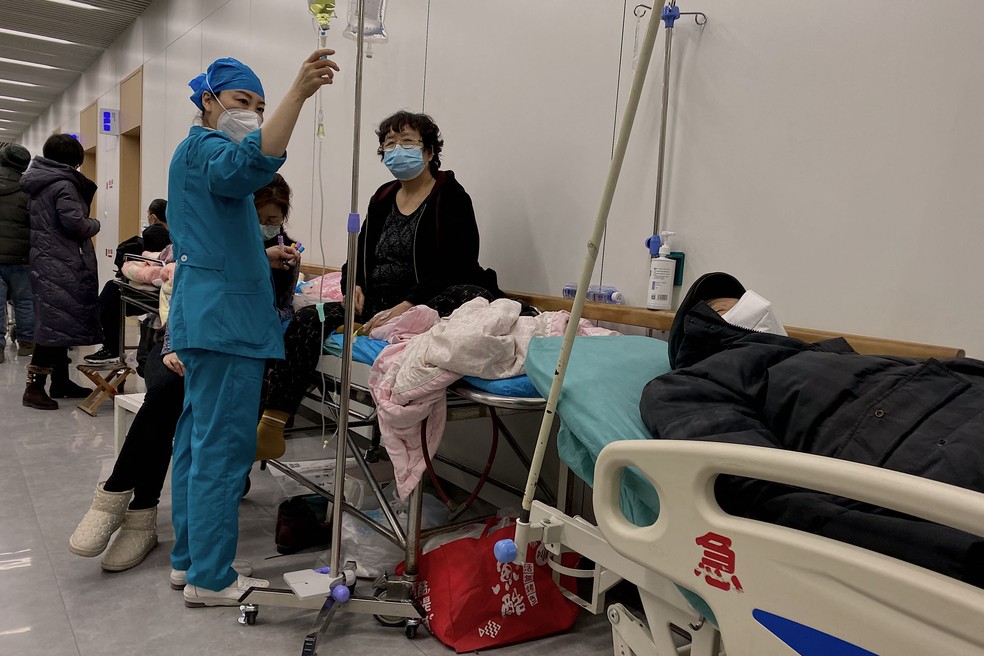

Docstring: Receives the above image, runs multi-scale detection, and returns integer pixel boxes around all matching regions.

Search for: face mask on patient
[721,290,787,336]
[383,146,426,181]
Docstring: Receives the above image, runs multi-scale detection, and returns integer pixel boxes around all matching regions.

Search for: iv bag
[308,2,336,29]
[344,0,387,43]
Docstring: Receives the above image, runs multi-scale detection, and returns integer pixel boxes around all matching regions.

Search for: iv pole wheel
[238,603,258,626]
[371,587,409,627]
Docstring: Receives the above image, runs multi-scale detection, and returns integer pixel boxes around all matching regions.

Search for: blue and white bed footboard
[595,439,984,655]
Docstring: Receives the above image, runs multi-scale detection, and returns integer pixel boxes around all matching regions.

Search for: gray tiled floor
[0,344,614,656]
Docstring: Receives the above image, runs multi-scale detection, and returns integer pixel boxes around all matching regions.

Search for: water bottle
[563,283,623,304]
[592,285,624,304]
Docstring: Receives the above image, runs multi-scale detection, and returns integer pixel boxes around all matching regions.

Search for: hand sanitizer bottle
[646,232,676,310]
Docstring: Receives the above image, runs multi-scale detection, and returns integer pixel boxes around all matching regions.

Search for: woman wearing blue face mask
[351,110,504,332]
[256,111,504,455]
[164,52,338,608]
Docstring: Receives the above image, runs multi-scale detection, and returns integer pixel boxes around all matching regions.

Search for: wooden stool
[76,362,134,417]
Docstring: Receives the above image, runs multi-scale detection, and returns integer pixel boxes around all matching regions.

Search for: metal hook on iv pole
[634,4,706,25]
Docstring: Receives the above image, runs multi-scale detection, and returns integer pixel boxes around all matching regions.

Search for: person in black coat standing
[19,134,101,410]
[0,143,35,362]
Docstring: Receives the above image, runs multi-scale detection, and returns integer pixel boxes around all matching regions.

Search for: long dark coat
[19,156,102,347]
[641,300,984,588]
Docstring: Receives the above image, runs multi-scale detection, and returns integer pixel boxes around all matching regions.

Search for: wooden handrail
[296,265,964,360]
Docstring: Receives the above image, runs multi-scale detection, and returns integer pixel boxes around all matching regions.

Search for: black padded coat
[0,166,30,265]
[19,157,102,347]
[340,170,501,307]
[640,301,984,587]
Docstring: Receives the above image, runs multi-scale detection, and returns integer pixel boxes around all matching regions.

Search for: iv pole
[503,1,685,565]
[240,3,425,649]
[330,0,367,582]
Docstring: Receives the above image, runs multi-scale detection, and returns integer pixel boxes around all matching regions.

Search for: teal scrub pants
[169,348,264,591]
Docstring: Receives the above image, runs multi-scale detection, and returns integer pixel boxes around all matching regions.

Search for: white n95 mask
[217,108,262,143]
[721,290,787,336]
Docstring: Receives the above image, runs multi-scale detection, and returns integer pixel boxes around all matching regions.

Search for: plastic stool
[114,392,146,454]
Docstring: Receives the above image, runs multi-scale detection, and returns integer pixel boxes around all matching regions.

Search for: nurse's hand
[266,245,298,270]
[163,352,185,377]
[291,49,340,99]
[363,301,413,335]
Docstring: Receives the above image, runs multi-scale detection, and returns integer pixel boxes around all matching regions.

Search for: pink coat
[368,298,618,499]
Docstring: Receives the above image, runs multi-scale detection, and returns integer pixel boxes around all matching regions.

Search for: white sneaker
[183,574,270,608]
[169,559,253,590]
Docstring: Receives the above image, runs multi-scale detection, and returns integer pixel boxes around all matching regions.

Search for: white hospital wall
[604,1,984,355]
[19,0,984,356]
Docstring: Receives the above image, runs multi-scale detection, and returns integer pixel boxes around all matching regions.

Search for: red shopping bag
[397,518,581,652]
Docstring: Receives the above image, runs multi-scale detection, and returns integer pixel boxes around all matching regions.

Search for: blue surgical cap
[188,57,265,111]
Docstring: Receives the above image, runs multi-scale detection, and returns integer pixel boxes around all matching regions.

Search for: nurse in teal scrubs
[164,52,339,607]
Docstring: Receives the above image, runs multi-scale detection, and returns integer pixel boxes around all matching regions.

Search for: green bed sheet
[525,335,716,624]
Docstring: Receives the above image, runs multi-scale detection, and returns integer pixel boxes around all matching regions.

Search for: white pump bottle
[646,231,676,310]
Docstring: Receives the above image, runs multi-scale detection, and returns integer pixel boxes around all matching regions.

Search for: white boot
[100,507,158,572]
[69,483,133,557]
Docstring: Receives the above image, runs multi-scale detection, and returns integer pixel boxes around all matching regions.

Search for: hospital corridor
[0,350,616,655]
[2,1,984,655]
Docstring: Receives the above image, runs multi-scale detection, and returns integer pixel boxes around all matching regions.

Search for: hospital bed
[513,326,984,656]
[240,324,555,647]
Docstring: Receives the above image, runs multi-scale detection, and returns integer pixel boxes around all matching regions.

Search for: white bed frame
[505,311,977,656]
[582,439,984,655]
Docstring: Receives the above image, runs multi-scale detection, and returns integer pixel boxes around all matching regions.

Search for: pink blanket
[368,297,618,499]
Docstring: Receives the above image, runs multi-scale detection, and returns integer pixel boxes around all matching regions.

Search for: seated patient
[85,199,171,365]
[67,178,299,573]
[640,272,984,587]
[257,111,503,456]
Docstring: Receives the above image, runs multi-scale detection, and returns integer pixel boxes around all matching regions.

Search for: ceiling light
[0,57,61,70]
[45,0,106,9]
[0,79,40,88]
[0,28,78,46]
[0,95,32,102]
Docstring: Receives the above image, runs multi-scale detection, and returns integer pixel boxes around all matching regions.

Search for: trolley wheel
[238,604,259,626]
[241,473,251,499]
[371,587,407,628]
[406,623,418,639]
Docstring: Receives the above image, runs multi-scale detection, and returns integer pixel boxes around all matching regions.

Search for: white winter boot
[68,483,133,557]
[100,507,159,572]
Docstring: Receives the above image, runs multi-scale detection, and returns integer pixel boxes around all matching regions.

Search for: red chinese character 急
[693,532,742,593]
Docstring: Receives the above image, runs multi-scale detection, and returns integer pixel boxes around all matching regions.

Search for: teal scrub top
[166,126,287,359]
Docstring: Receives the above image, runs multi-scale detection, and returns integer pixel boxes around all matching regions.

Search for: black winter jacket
[0,166,30,265]
[340,171,500,307]
[640,302,984,586]
[19,157,102,347]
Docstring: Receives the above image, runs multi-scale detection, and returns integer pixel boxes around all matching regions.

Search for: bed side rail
[593,440,984,656]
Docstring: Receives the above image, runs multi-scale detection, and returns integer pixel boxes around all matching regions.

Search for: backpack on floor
[275,495,332,555]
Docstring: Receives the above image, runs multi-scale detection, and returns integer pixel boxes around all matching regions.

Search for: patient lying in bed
[640,272,984,587]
